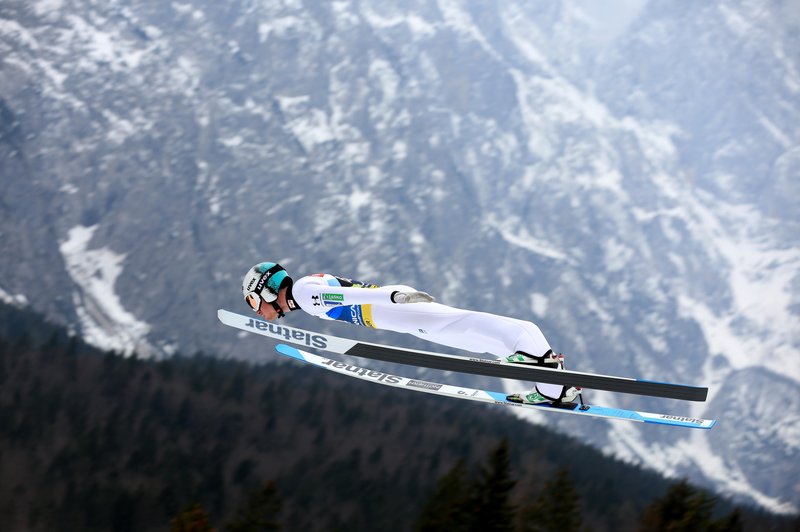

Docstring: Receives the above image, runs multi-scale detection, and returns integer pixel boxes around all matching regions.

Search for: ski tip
[275,343,306,361]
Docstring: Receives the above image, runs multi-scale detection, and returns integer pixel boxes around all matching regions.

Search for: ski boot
[502,349,562,369]
[505,351,582,405]
[506,386,581,405]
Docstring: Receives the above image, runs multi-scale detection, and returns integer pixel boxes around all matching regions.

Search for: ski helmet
[242,262,292,312]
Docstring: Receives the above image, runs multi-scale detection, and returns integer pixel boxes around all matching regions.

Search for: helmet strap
[270,301,285,319]
[284,281,299,312]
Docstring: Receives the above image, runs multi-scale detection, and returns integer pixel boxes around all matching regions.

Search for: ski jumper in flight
[242,262,579,405]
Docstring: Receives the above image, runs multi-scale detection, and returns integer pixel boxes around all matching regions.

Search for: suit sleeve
[293,275,408,316]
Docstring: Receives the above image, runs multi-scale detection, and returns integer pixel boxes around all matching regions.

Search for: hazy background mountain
[1,0,798,514]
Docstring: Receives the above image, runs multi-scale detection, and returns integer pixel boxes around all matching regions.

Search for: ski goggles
[245,292,262,311]
[245,289,277,312]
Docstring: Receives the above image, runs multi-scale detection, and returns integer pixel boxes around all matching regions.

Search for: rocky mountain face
[1,0,798,513]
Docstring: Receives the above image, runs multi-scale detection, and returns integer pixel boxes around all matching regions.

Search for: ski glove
[391,291,435,304]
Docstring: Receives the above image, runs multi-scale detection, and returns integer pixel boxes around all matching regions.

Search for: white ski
[217,309,709,402]
[273,343,716,429]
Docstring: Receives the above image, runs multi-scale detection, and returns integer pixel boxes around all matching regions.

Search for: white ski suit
[289,273,565,399]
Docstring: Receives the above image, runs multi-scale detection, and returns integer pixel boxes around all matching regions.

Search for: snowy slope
[0,0,797,513]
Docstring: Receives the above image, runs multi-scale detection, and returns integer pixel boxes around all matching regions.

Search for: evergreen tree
[518,468,582,532]
[170,503,215,532]
[415,459,472,532]
[637,479,716,531]
[711,507,744,532]
[469,439,516,532]
[224,481,283,532]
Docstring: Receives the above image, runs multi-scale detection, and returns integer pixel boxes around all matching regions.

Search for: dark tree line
[164,443,770,532]
[0,302,797,531]
[415,440,746,532]
[170,482,282,532]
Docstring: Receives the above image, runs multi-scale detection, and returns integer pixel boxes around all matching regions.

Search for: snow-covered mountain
[1,0,798,513]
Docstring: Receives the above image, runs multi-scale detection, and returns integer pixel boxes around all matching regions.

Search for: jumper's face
[256,298,283,321]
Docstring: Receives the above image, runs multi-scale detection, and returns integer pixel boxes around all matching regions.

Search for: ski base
[274,344,716,430]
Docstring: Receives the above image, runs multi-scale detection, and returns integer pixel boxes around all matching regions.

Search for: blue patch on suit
[326,305,367,327]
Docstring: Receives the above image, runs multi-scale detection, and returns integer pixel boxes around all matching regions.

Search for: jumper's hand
[391,291,435,304]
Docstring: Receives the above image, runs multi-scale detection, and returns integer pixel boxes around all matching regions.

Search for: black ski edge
[345,343,708,402]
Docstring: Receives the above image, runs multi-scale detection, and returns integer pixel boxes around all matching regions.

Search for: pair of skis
[217,309,716,429]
